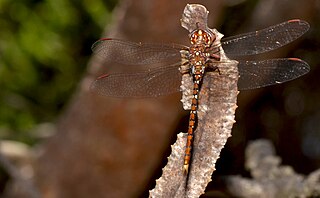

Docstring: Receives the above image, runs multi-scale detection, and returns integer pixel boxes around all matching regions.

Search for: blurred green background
[0,0,118,144]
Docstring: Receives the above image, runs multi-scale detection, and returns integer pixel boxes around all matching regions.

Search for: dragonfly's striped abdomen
[183,69,204,173]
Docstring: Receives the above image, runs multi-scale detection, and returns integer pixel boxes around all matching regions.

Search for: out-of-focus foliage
[0,0,118,144]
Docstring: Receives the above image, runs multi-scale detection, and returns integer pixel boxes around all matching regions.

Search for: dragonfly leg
[209,53,221,61]
[206,61,221,75]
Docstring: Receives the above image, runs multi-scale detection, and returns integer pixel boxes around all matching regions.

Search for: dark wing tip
[289,58,310,74]
[288,19,304,23]
[288,19,310,33]
[90,77,109,97]
[97,74,110,80]
[91,38,112,52]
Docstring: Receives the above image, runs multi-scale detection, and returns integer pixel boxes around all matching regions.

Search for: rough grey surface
[226,139,320,198]
[150,4,239,198]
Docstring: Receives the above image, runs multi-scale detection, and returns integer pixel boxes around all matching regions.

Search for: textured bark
[226,139,320,197]
[149,4,239,198]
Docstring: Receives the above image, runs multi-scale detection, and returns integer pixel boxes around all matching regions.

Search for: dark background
[0,0,319,197]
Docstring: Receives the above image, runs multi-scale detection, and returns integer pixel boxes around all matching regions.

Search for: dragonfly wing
[92,38,186,66]
[221,20,310,57]
[238,58,310,90]
[91,64,182,98]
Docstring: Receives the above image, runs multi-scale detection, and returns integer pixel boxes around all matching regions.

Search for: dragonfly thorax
[189,46,207,65]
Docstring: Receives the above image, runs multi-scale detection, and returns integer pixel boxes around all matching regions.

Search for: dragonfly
[91,18,310,174]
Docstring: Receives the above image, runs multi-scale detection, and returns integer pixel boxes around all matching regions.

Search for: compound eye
[203,34,210,44]
[190,34,197,44]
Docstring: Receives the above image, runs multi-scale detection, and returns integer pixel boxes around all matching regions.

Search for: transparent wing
[90,64,182,98]
[238,58,310,90]
[91,39,187,97]
[92,38,186,66]
[221,20,310,58]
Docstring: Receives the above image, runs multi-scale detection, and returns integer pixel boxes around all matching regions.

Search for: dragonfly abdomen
[183,44,207,173]
[183,73,203,173]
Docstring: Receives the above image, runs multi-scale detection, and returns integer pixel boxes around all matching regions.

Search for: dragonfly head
[190,29,215,45]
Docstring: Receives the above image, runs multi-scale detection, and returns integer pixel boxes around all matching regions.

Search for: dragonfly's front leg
[209,53,220,61]
[206,59,221,75]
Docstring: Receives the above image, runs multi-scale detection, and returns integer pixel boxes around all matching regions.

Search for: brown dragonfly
[91,19,310,173]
